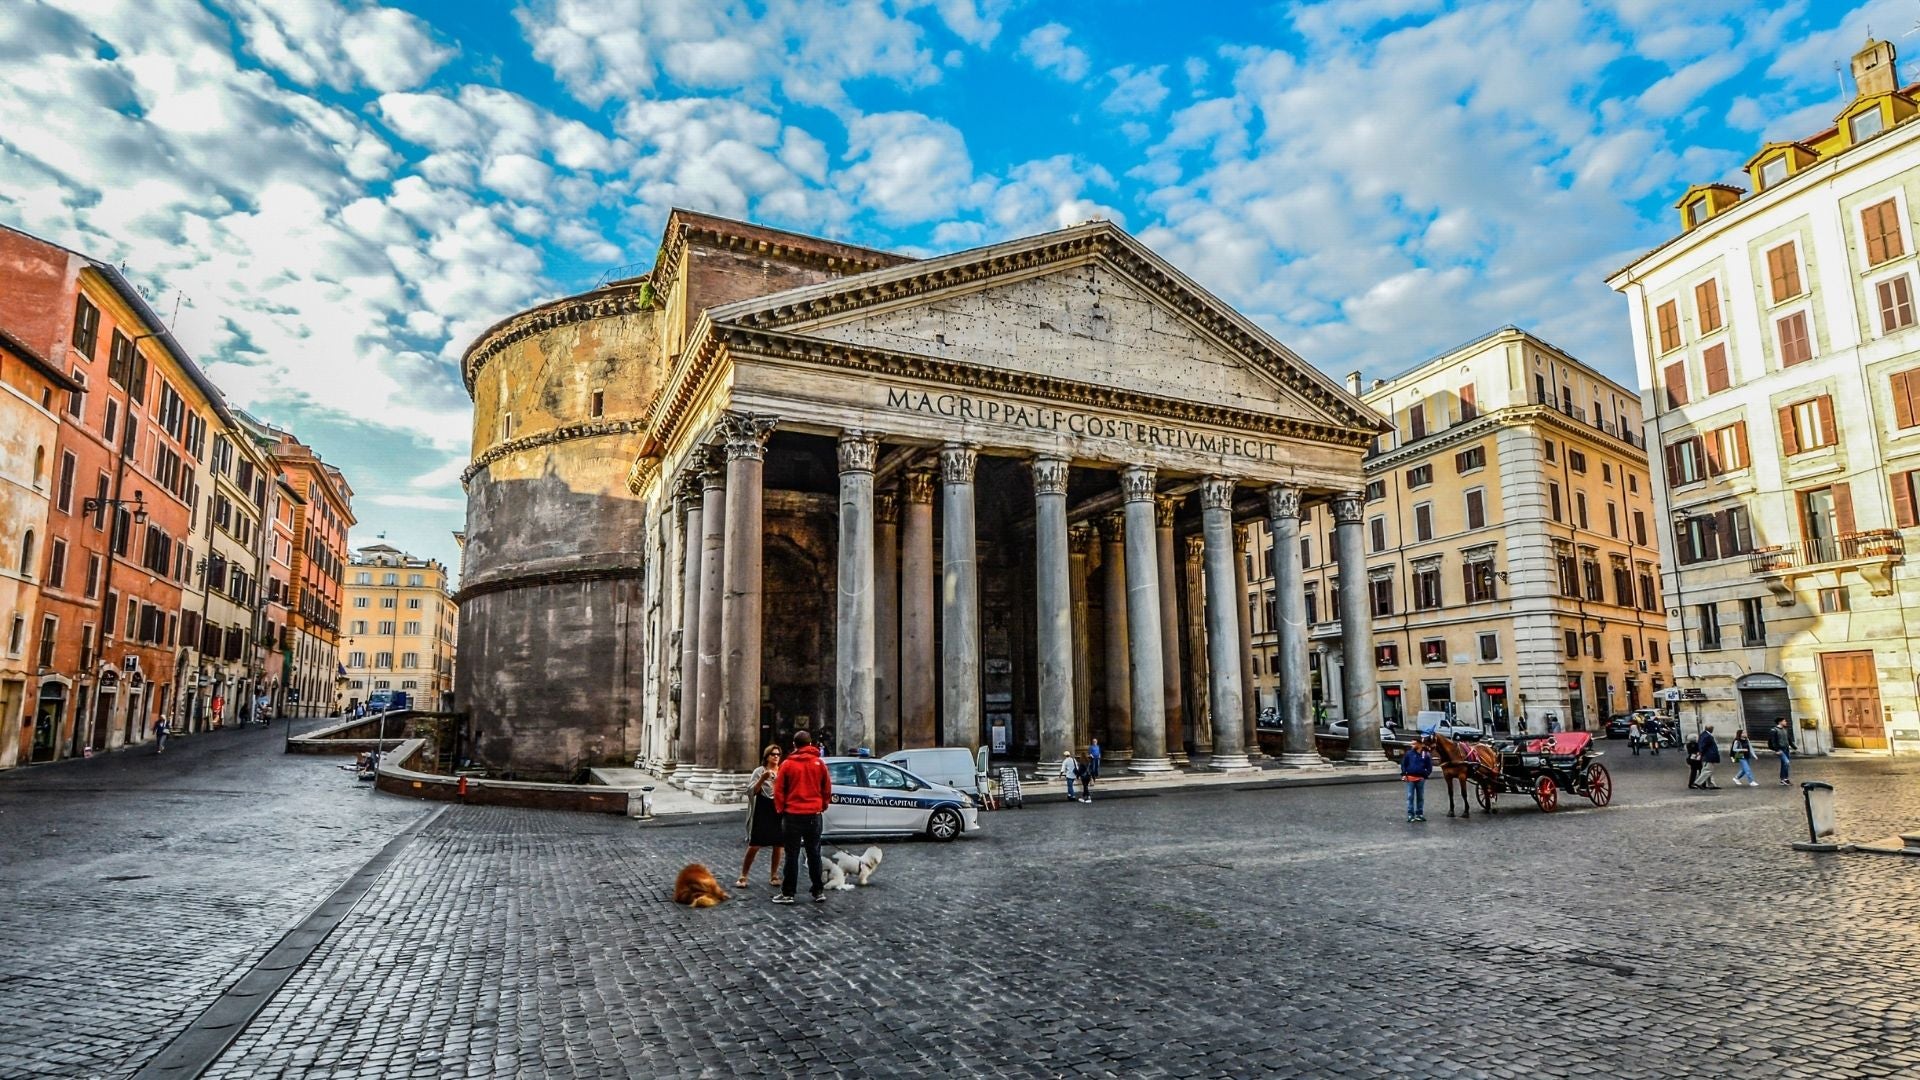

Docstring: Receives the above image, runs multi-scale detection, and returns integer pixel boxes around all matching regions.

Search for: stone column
[670,472,703,775]
[1032,454,1073,768]
[1333,490,1387,764]
[1155,494,1187,764]
[1182,534,1212,754]
[1234,522,1259,762]
[715,412,777,797]
[688,462,727,789]
[1201,479,1253,770]
[1122,467,1173,772]
[1099,512,1132,762]
[875,492,901,756]
[900,470,936,748]
[1068,524,1094,754]
[835,431,878,756]
[940,444,980,749]
[1269,486,1323,766]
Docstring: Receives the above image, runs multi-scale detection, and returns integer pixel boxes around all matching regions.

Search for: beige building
[176,413,274,730]
[1608,38,1920,754]
[342,543,456,708]
[1245,327,1668,734]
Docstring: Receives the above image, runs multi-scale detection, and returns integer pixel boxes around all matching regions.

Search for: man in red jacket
[773,730,833,903]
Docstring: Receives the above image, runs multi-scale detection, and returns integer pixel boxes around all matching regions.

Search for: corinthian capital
[1070,523,1097,555]
[1184,534,1206,558]
[719,412,778,462]
[1331,491,1365,525]
[1266,484,1301,521]
[875,492,900,525]
[837,430,879,474]
[904,469,935,505]
[1031,454,1070,496]
[1199,477,1236,512]
[1120,465,1157,503]
[939,443,977,485]
[1099,511,1128,542]
[1154,493,1182,527]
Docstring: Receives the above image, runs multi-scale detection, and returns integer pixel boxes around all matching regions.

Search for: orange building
[0,225,215,755]
[242,420,353,715]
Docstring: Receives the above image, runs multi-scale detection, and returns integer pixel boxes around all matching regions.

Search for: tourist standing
[154,717,170,754]
[1628,717,1644,756]
[1685,736,1702,789]
[1083,739,1100,803]
[1400,738,1433,822]
[1731,730,1757,786]
[1769,718,1794,785]
[1058,750,1080,801]
[773,730,831,904]
[738,745,784,889]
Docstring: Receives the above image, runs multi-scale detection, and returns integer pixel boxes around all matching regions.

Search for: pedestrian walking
[211,694,225,728]
[738,744,784,889]
[1769,717,1794,785]
[154,717,170,754]
[1058,750,1080,801]
[773,730,831,904]
[1082,739,1100,803]
[1731,729,1757,786]
[1628,717,1644,756]
[1400,738,1433,821]
[1685,736,1702,789]
[1546,713,1562,734]
[1697,725,1721,789]
[1649,718,1663,756]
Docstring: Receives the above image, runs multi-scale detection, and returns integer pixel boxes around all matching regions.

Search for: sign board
[1681,688,1708,701]
[990,724,1008,753]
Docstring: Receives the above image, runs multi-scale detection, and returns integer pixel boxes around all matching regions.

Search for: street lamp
[1669,506,1702,737]
[81,492,148,524]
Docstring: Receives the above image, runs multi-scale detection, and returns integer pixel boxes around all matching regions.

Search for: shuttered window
[1877,275,1915,332]
[1458,383,1476,420]
[1662,360,1688,408]
[1706,421,1749,475]
[1766,241,1802,302]
[1779,396,1837,455]
[1664,436,1707,486]
[1891,367,1920,429]
[1656,300,1681,353]
[1694,280,1723,333]
[1465,489,1486,530]
[1408,403,1426,440]
[1777,311,1812,366]
[1702,343,1730,393]
[1863,198,1905,266]
[1891,471,1919,528]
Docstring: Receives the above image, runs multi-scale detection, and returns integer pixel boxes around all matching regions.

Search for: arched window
[33,446,46,486]
[20,529,35,578]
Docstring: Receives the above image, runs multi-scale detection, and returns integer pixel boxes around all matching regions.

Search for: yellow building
[341,543,457,709]
[1245,327,1668,733]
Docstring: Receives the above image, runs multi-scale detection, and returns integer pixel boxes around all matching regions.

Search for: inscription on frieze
[883,387,1280,463]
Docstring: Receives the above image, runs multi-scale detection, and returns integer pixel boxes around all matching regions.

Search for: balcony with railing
[1747,529,1903,597]
[1532,392,1643,449]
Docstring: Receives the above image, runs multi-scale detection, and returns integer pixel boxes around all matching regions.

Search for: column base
[1107,749,1133,764]
[1128,756,1175,774]
[680,766,717,790]
[1346,749,1390,765]
[697,771,750,803]
[1275,752,1333,769]
[1208,754,1256,771]
[1169,752,1189,766]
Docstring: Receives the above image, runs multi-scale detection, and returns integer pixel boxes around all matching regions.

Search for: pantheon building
[457,210,1390,791]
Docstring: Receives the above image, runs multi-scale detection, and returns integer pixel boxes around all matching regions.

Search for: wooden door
[1820,651,1885,749]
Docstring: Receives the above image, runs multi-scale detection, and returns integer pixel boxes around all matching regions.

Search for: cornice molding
[1365,403,1648,474]
[456,564,646,604]
[463,419,649,486]
[651,218,905,303]
[461,284,653,393]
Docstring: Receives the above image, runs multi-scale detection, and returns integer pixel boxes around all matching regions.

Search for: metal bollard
[1793,781,1840,852]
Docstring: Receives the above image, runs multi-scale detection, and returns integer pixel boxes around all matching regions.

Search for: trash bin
[1793,780,1839,852]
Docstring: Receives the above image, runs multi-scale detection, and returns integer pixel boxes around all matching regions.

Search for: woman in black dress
[737,744,785,888]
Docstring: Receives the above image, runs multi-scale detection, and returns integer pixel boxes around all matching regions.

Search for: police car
[822,756,980,842]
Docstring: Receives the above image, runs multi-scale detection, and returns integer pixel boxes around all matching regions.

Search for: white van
[882,747,983,802]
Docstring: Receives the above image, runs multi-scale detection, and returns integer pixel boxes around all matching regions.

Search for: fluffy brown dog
[673,863,729,908]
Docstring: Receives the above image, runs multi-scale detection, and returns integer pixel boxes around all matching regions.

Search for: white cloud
[1102,65,1170,116]
[841,111,978,224]
[228,0,453,94]
[1018,23,1089,83]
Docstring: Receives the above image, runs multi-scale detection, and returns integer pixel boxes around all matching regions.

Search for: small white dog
[823,846,883,891]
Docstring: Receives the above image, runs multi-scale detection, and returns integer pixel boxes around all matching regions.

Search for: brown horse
[1427,733,1501,817]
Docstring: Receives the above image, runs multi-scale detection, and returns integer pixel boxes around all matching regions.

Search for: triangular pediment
[705,222,1386,436]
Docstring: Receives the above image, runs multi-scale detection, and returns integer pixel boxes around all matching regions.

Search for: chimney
[1853,37,1898,97]
[1346,371,1362,395]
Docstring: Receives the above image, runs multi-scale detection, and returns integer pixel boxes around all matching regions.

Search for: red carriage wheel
[1586,763,1612,807]
[1476,779,1496,811]
[1534,775,1558,812]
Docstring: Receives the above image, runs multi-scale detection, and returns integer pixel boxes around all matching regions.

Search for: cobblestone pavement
[0,722,427,1080]
[180,748,1920,1079]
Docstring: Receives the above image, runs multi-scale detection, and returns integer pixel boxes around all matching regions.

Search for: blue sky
[0,0,1907,575]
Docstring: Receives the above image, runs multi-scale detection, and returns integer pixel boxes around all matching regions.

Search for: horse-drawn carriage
[1430,730,1612,815]
[1476,731,1612,812]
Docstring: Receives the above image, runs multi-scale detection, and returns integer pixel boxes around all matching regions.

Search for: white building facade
[1608,39,1920,754]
